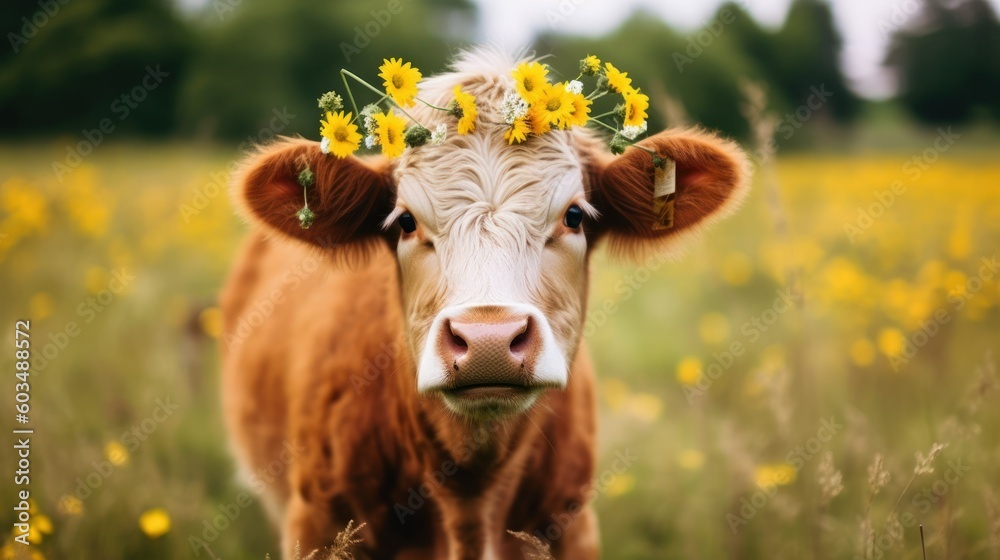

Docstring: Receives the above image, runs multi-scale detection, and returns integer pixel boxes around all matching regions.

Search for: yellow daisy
[139,508,171,539]
[373,109,407,158]
[511,61,549,104]
[622,89,649,127]
[604,62,634,94]
[378,58,421,107]
[504,117,530,145]
[452,85,478,135]
[536,83,575,130]
[527,104,551,135]
[105,440,130,466]
[320,111,362,159]
[582,54,601,75]
[565,91,591,128]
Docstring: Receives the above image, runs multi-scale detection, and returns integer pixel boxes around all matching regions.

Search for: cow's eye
[398,211,417,234]
[564,204,584,229]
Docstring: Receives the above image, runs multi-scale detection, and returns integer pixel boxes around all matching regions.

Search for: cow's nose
[441,314,538,386]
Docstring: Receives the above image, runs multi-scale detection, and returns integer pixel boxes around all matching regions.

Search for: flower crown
[294,55,671,229]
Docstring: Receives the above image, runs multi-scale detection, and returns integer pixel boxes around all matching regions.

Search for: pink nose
[440,312,540,386]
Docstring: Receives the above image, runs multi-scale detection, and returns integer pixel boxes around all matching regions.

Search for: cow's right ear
[233,137,396,251]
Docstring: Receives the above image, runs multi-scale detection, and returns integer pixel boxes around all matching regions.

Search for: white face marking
[392,127,594,405]
[377,51,601,412]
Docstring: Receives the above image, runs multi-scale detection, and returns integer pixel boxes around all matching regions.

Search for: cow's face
[388,131,593,415]
[235,59,749,420]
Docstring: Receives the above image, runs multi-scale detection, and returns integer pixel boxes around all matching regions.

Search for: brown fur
[584,127,751,260]
[221,126,748,558]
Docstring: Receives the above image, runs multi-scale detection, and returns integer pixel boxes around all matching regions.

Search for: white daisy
[621,121,648,140]
[320,137,331,154]
[364,134,379,149]
[431,123,447,145]
[499,91,529,124]
[361,104,381,136]
[566,80,584,95]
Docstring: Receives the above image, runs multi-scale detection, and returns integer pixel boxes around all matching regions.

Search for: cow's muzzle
[417,304,568,413]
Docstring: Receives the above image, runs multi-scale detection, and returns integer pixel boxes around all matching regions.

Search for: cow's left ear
[233,137,396,254]
[584,128,751,259]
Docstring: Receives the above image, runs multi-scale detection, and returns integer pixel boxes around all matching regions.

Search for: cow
[220,49,750,560]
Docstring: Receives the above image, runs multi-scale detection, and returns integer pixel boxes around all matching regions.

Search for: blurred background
[1,0,999,558]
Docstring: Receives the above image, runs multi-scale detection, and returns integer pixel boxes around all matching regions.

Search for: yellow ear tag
[652,157,676,230]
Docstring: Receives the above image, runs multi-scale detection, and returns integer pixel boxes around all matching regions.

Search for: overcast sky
[473,0,1000,98]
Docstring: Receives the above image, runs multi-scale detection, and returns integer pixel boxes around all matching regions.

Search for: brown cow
[221,49,750,559]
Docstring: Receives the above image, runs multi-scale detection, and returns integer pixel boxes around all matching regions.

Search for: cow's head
[235,51,750,418]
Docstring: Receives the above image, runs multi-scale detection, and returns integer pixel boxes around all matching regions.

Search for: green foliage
[4,0,994,140]
[541,1,860,143]
[0,0,192,135]
[177,0,475,139]
[770,0,861,121]
[887,0,1000,123]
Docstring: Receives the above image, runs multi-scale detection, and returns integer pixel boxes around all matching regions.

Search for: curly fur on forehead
[387,48,598,238]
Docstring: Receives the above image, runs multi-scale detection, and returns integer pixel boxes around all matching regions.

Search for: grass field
[1,131,999,559]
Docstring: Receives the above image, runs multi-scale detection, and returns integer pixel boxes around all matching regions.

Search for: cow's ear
[233,137,396,253]
[584,128,751,259]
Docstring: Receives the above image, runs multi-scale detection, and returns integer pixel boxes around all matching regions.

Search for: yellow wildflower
[622,89,650,127]
[33,515,52,535]
[452,86,478,135]
[877,327,907,358]
[378,58,421,107]
[320,111,362,159]
[678,449,705,471]
[536,83,575,129]
[564,91,591,128]
[581,54,601,75]
[722,252,753,286]
[374,109,408,158]
[105,440,130,466]
[676,356,703,386]
[28,292,54,320]
[1,178,48,232]
[504,117,530,145]
[199,306,223,339]
[604,62,633,94]
[754,463,797,488]
[511,61,549,104]
[604,473,636,497]
[139,508,171,539]
[850,338,876,367]
[527,104,551,136]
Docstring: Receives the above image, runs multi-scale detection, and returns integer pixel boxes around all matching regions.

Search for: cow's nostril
[445,319,469,357]
[509,330,529,355]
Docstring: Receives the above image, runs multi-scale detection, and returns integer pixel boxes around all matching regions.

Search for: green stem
[587,90,608,101]
[341,69,386,98]
[340,70,361,124]
[341,69,428,128]
[302,185,309,209]
[589,119,655,155]
[589,119,618,134]
[590,110,619,120]
[417,98,451,112]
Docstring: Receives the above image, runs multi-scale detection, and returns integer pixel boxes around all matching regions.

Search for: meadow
[1,127,999,559]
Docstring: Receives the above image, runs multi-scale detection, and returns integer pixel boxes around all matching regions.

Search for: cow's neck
[394,352,547,559]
